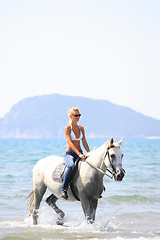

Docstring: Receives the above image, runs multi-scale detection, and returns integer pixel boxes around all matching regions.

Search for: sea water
[0,138,160,240]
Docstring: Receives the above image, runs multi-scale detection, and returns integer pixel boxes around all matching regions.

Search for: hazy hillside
[0,94,159,138]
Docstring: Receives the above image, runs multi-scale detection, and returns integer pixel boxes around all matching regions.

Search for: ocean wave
[0,194,27,199]
[106,194,158,203]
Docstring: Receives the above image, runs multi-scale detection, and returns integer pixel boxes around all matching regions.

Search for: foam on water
[0,218,160,240]
[1,209,160,240]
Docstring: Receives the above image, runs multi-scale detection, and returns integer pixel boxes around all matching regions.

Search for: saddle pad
[52,160,81,201]
[52,163,66,183]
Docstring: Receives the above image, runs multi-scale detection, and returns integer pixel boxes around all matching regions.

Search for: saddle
[52,159,81,201]
[52,163,66,183]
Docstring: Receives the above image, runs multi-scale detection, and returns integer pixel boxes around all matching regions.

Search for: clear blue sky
[0,0,160,119]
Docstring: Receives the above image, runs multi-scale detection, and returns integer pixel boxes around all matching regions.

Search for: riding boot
[60,190,68,200]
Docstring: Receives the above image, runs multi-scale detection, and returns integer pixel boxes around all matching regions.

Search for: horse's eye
[110,154,115,159]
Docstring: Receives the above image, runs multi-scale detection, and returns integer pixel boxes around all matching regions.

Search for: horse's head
[104,138,125,181]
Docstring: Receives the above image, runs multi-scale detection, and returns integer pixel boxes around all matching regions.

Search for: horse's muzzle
[114,168,125,181]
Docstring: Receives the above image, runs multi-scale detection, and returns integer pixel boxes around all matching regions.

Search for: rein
[84,159,114,179]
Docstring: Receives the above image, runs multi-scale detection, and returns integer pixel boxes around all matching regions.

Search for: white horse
[29,138,125,225]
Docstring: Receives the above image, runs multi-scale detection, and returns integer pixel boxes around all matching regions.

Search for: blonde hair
[68,107,80,118]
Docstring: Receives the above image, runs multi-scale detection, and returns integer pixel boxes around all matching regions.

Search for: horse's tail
[29,190,34,216]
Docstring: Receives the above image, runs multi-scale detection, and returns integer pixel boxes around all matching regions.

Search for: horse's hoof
[33,211,38,225]
[33,218,38,225]
[59,211,65,218]
[56,218,64,225]
[86,218,94,224]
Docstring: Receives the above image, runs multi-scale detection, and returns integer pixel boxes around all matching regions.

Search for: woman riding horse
[60,107,90,200]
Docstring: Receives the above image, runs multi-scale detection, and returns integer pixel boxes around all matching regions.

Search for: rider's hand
[79,154,86,160]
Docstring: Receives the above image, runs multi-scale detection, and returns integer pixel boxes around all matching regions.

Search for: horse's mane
[85,141,109,158]
[85,138,123,158]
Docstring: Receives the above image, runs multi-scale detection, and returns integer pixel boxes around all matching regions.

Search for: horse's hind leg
[33,185,47,225]
[46,194,65,224]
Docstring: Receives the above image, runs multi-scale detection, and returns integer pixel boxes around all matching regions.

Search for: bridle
[103,145,116,178]
[103,145,126,178]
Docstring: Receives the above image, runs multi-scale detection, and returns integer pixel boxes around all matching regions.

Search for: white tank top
[70,124,83,141]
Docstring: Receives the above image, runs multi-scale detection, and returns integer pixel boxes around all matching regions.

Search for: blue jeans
[61,150,83,192]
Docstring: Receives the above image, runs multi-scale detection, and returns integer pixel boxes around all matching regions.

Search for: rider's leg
[61,150,83,200]
[61,153,74,199]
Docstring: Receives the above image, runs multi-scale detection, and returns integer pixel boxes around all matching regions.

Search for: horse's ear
[117,137,124,147]
[110,138,114,146]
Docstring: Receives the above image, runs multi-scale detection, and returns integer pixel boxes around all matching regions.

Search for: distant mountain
[0,94,159,138]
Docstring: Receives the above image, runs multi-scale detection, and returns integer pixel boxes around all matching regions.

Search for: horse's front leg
[79,192,98,223]
[90,198,98,221]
